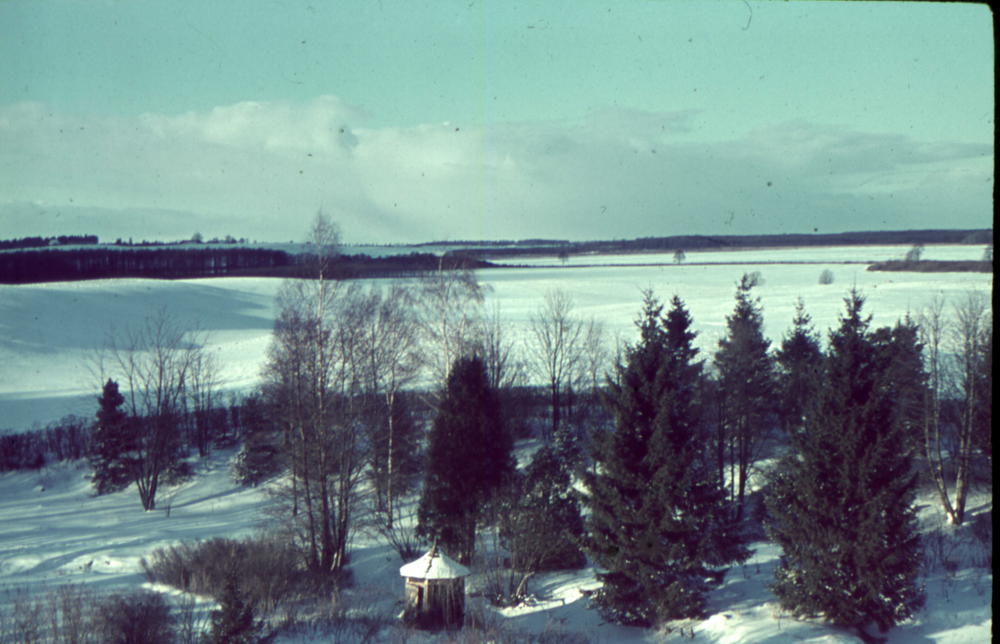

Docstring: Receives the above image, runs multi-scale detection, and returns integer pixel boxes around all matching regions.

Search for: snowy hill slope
[0,451,990,643]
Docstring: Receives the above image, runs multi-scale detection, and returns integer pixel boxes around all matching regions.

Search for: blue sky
[0,1,993,244]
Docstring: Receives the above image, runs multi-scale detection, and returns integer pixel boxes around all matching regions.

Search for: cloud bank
[0,96,992,244]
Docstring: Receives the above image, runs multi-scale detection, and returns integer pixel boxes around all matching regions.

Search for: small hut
[399,544,470,629]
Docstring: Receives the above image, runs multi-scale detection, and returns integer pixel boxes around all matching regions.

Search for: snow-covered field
[500,243,990,267]
[0,448,991,643]
[0,245,991,432]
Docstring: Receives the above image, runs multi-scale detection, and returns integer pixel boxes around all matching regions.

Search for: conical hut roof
[399,545,470,580]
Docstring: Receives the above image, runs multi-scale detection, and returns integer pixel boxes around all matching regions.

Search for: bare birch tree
[417,256,486,391]
[919,290,991,526]
[359,283,422,529]
[949,290,989,525]
[262,211,368,575]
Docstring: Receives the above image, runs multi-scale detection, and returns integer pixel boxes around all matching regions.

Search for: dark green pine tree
[88,379,134,494]
[417,355,515,564]
[774,297,824,436]
[209,570,262,644]
[713,273,778,523]
[581,292,749,626]
[766,290,925,639]
[872,316,927,453]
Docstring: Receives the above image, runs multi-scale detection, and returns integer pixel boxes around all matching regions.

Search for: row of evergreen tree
[0,234,99,250]
[0,247,292,283]
[407,283,991,639]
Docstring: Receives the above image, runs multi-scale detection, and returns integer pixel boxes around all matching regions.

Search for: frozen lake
[0,244,992,432]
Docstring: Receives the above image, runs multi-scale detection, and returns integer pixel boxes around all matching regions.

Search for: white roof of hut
[399,545,470,580]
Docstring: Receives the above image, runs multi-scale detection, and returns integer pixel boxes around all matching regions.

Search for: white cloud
[0,99,992,244]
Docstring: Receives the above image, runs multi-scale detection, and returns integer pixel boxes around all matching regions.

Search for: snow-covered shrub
[142,534,303,616]
[95,589,174,644]
[968,511,992,571]
[230,439,280,487]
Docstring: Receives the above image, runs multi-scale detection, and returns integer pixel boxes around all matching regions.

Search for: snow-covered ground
[500,243,990,267]
[0,245,993,432]
[0,243,992,640]
[0,449,991,643]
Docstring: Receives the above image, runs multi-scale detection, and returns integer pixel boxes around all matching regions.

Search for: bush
[96,590,175,644]
[818,269,835,285]
[0,584,174,644]
[969,511,992,571]
[142,534,304,615]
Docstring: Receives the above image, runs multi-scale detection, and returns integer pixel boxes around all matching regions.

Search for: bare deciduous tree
[949,290,989,525]
[262,212,367,575]
[93,307,208,511]
[187,349,219,457]
[919,290,991,526]
[478,300,526,392]
[359,283,423,530]
[417,257,487,391]
[918,296,954,522]
[527,289,586,442]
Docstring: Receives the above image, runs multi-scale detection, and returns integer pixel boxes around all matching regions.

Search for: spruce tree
[713,274,777,522]
[581,293,749,626]
[417,355,515,563]
[209,569,262,644]
[774,298,824,436]
[88,379,134,494]
[766,290,925,638]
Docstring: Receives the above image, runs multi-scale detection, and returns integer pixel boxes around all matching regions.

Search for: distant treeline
[0,415,91,472]
[0,247,292,283]
[459,229,994,261]
[413,238,570,248]
[868,259,993,273]
[0,235,99,250]
[0,248,496,284]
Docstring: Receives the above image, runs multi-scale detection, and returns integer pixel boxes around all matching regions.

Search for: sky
[0,1,993,245]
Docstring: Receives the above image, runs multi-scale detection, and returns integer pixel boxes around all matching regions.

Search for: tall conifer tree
[766,290,924,639]
[714,274,777,522]
[88,379,134,494]
[775,298,824,436]
[418,355,515,563]
[581,293,749,626]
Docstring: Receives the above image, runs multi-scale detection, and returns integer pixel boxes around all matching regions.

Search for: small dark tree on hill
[904,243,924,262]
[88,379,134,494]
[417,355,515,564]
[581,292,749,626]
[766,290,925,639]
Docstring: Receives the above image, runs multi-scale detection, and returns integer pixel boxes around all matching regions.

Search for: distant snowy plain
[0,244,991,432]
